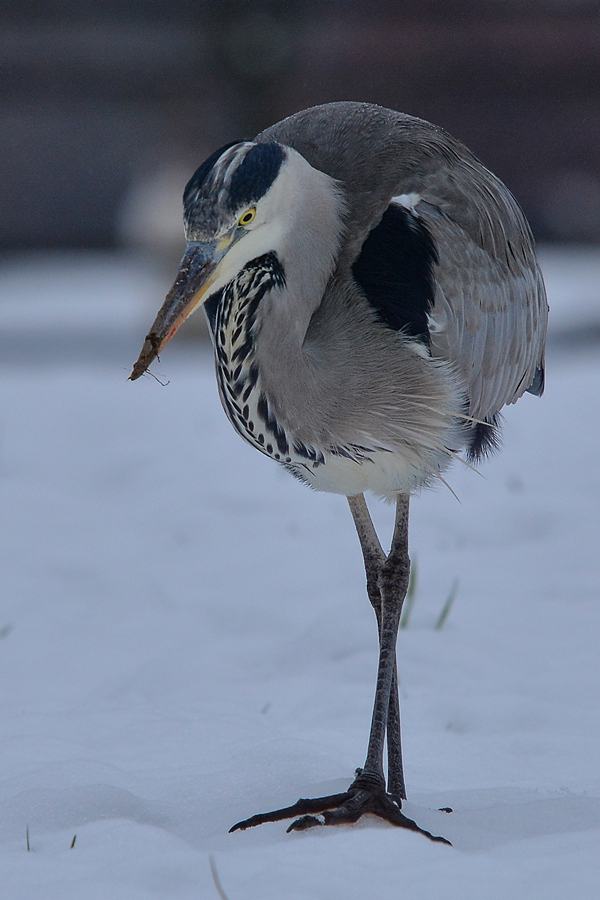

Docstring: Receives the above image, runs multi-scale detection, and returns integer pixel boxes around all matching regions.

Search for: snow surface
[1,250,599,898]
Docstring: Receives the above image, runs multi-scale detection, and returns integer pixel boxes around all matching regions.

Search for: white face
[186,148,346,303]
[130,146,347,380]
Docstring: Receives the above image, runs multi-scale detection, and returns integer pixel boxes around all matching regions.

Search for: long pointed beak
[130,239,226,381]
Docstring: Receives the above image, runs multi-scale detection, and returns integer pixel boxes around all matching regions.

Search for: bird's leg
[347,493,405,801]
[346,494,408,805]
[230,494,448,843]
[386,660,404,799]
[377,494,410,801]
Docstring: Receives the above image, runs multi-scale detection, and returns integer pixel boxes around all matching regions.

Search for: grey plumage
[131,102,548,839]
[257,102,547,427]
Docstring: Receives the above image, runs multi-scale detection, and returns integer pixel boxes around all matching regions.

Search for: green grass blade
[435,578,459,630]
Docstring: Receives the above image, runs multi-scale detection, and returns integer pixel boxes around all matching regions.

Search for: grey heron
[131,102,547,842]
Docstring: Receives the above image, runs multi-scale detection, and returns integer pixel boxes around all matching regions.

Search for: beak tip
[130,335,160,382]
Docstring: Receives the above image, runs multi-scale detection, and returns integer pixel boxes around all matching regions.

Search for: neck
[208,252,297,461]
[209,154,350,454]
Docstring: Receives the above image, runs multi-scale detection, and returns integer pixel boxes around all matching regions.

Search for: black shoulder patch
[352,203,438,345]
[228,142,286,212]
[183,141,242,219]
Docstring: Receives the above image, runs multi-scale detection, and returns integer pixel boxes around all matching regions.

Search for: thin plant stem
[209,855,231,900]
[435,578,459,630]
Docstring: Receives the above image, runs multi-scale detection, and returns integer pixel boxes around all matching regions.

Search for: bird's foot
[229,771,450,844]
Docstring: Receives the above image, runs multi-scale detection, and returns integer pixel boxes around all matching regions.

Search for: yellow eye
[238,207,256,227]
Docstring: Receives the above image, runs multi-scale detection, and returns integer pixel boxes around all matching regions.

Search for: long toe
[229,792,349,832]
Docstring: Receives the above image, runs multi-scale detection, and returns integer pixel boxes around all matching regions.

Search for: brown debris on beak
[130,240,222,381]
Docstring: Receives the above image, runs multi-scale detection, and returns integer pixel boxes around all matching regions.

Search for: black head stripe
[227,143,286,212]
[183,140,287,236]
[183,141,243,218]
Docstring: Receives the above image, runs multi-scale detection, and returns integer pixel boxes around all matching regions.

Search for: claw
[286,815,324,832]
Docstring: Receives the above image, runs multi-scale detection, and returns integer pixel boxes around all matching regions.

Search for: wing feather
[412,197,547,421]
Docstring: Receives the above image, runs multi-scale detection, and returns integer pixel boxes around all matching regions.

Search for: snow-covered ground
[0,248,599,898]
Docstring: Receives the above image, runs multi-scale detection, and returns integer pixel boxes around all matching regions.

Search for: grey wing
[394,185,548,422]
[259,101,548,421]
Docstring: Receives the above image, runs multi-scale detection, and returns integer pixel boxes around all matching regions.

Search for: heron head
[130,140,344,381]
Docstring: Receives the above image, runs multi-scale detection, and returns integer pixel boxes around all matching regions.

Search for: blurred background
[2,6,600,888]
[1,0,600,358]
